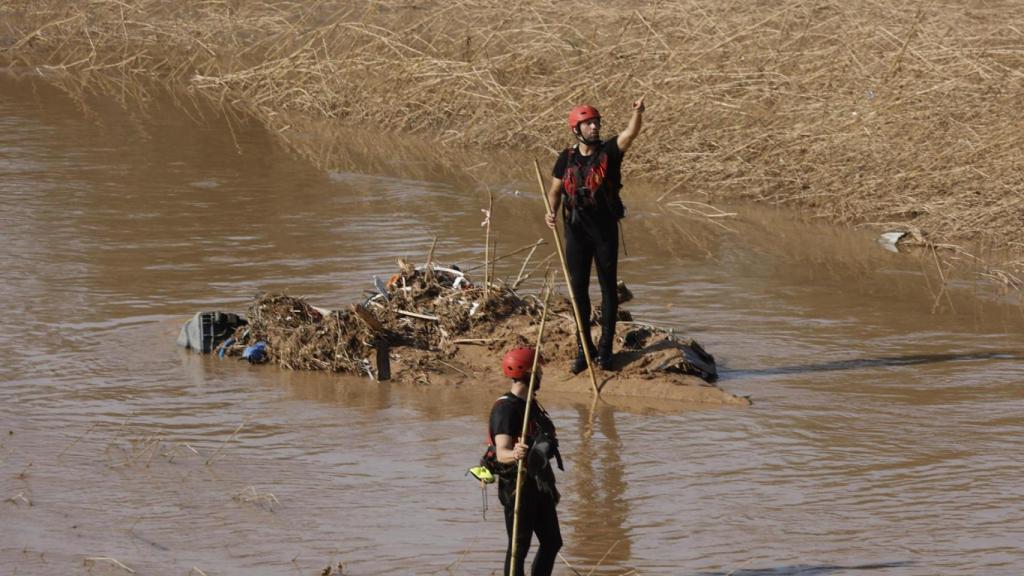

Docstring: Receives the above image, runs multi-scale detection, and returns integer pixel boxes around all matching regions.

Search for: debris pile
[190,259,749,405]
[222,293,376,373]
[367,260,534,350]
[219,261,544,379]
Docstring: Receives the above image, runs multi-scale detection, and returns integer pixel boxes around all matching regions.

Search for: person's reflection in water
[566,400,632,573]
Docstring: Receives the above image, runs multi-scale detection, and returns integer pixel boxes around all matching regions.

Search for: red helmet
[502,346,543,380]
[568,105,600,131]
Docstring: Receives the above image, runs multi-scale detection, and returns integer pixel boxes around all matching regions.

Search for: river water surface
[2,73,1023,576]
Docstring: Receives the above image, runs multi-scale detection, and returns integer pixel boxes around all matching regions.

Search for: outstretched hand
[618,96,646,152]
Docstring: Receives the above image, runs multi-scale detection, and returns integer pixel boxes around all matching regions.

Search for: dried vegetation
[215,264,727,395]
[3,0,1024,281]
[219,261,549,379]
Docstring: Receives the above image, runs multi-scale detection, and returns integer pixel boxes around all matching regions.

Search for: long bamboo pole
[533,159,601,397]
[509,279,552,576]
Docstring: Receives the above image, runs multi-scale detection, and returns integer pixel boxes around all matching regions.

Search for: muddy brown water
[2,72,1023,576]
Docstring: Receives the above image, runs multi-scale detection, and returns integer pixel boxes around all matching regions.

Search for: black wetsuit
[489,393,563,576]
[552,138,625,355]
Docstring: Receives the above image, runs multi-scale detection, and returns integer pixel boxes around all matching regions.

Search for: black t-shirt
[489,393,543,445]
[488,392,559,504]
[552,137,625,221]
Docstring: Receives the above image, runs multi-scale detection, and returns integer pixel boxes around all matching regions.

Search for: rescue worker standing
[489,347,563,576]
[545,97,645,373]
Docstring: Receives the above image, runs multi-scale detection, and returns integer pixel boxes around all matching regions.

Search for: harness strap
[562,145,607,209]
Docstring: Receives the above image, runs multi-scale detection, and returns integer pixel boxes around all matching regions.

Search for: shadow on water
[719,351,1024,380]
[694,560,913,575]
[565,399,633,571]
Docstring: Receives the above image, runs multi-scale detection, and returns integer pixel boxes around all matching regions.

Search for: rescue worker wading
[545,97,645,374]
[487,347,563,576]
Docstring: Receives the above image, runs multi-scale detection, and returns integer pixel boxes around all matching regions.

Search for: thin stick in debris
[514,240,543,287]
[425,236,438,282]
[436,359,471,378]
[665,201,739,233]
[84,557,135,574]
[451,337,496,345]
[143,439,163,468]
[7,492,32,506]
[585,539,620,576]
[514,252,556,289]
[130,529,170,551]
[350,303,384,332]
[931,246,957,314]
[490,237,498,290]
[57,423,98,460]
[558,553,586,576]
[397,309,440,321]
[206,419,249,466]
[463,239,545,273]
[122,436,161,468]
[725,559,754,576]
[484,189,494,289]
[167,442,200,463]
[443,535,479,573]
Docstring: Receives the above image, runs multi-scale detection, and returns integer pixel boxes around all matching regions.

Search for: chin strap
[573,127,600,146]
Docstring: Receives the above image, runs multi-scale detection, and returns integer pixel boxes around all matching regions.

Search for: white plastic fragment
[878,231,908,253]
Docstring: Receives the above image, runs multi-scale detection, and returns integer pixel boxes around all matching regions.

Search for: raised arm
[617,96,645,153]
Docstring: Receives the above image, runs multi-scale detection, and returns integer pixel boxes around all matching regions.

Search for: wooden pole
[533,159,601,397]
[484,189,494,289]
[425,235,438,282]
[509,279,553,576]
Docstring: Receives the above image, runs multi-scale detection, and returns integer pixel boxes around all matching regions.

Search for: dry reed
[83,556,135,574]
[4,0,1024,277]
[232,485,280,511]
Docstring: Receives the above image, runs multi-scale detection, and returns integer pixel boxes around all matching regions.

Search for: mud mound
[218,265,749,406]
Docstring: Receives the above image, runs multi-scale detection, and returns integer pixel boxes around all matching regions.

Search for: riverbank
[3,0,1022,284]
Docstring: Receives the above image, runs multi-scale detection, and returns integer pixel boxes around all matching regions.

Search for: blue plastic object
[217,337,235,359]
[242,341,268,364]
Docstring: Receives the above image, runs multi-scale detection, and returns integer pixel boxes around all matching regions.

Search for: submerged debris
[321,562,347,576]
[220,293,377,374]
